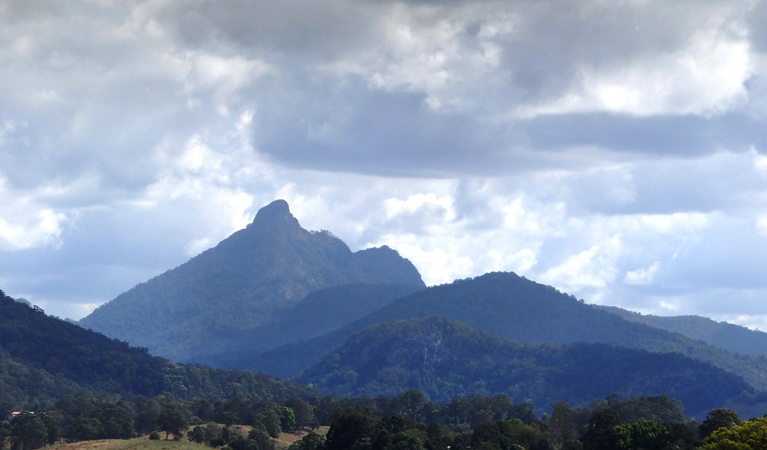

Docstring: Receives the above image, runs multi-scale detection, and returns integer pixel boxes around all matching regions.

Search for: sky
[2,0,767,330]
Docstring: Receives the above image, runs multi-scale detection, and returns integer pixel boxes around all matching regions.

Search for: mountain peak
[251,199,300,229]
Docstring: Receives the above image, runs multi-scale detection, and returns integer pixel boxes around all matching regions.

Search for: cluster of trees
[291,394,756,450]
[3,390,761,450]
[0,394,311,450]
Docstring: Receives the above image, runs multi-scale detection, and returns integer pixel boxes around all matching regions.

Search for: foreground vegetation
[1,390,765,450]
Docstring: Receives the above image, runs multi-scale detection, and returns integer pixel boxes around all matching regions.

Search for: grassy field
[52,439,209,450]
[49,427,330,450]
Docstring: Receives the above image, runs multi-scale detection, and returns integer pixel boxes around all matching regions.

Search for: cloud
[2,0,767,333]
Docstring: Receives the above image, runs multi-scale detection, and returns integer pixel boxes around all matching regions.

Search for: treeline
[1,390,755,450]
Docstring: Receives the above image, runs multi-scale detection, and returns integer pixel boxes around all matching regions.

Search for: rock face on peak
[250,199,299,229]
[79,200,424,362]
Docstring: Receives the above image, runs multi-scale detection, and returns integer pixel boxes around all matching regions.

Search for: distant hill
[297,316,751,418]
[192,282,423,366]
[0,288,315,414]
[598,305,767,358]
[79,200,424,361]
[233,272,767,392]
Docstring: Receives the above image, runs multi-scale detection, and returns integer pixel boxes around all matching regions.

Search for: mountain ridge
[297,315,752,418]
[598,305,767,357]
[223,272,767,394]
[79,199,425,361]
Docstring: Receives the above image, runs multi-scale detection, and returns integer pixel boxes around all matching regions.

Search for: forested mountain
[228,272,767,393]
[297,316,751,418]
[0,289,315,413]
[79,200,424,361]
[598,305,767,358]
[193,283,423,366]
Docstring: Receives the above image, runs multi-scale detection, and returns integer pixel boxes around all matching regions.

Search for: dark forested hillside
[79,199,424,361]
[0,289,315,412]
[333,273,767,390]
[599,305,767,358]
[297,316,752,418]
[236,272,767,392]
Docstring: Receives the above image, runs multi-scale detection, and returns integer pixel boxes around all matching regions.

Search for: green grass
[52,427,330,450]
[54,438,210,450]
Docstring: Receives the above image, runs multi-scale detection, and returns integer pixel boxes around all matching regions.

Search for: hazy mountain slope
[0,288,316,410]
[239,272,767,391]
[598,305,767,358]
[343,272,767,389]
[297,316,751,417]
[192,282,424,366]
[79,200,424,361]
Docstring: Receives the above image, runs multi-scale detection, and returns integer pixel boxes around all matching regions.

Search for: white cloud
[0,176,69,251]
[624,261,661,285]
[3,0,767,333]
[519,26,751,117]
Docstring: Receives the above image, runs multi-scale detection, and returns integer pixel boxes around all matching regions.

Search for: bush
[149,431,161,440]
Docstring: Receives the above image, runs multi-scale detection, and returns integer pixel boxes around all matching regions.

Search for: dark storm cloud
[252,77,518,176]
[523,112,766,156]
[127,0,753,177]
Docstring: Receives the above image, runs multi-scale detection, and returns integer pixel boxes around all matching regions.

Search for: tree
[257,409,282,439]
[158,402,188,440]
[280,407,296,433]
[581,409,622,450]
[222,411,239,428]
[188,425,207,444]
[472,420,511,450]
[134,396,161,436]
[39,414,61,445]
[285,398,317,430]
[288,432,324,450]
[325,406,381,450]
[247,428,275,450]
[590,421,669,450]
[699,417,767,450]
[699,408,742,439]
[390,431,425,450]
[10,415,48,450]
[549,401,578,445]
[229,438,260,450]
[65,417,104,442]
[206,422,223,445]
[0,421,12,450]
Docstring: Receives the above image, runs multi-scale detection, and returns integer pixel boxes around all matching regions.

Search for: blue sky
[2,0,767,330]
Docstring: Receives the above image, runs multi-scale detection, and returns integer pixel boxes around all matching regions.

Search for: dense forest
[0,289,315,414]
[216,272,767,398]
[296,317,751,418]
